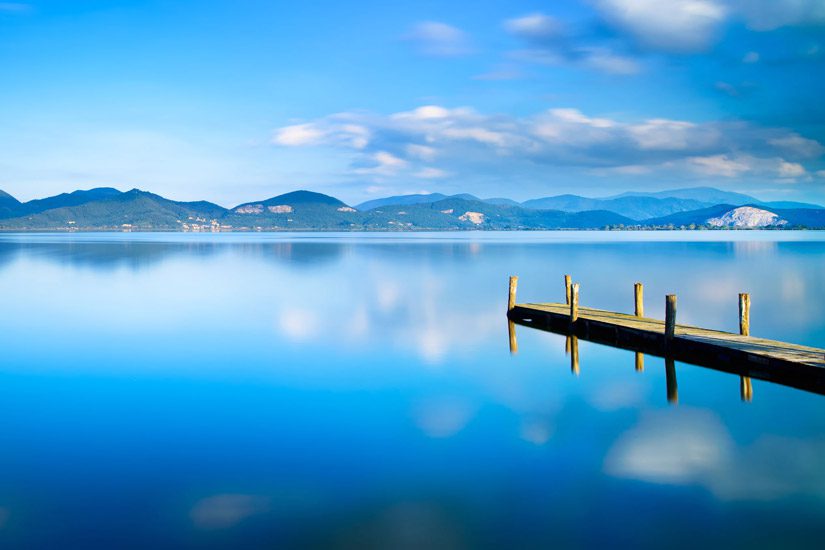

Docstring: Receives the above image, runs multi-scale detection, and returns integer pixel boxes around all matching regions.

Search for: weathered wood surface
[507,276,518,312]
[509,301,825,393]
[739,293,751,337]
[634,283,644,318]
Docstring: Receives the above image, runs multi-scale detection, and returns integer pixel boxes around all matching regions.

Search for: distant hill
[613,187,825,211]
[483,197,521,207]
[257,190,345,207]
[0,189,227,229]
[644,204,735,227]
[14,187,123,217]
[760,200,825,210]
[775,208,825,227]
[356,192,481,211]
[521,194,710,220]
[1,185,823,231]
[0,189,20,205]
[226,190,356,230]
[360,196,634,230]
[356,193,449,211]
[0,189,21,218]
[452,193,481,202]
[644,204,825,228]
[611,186,758,205]
[706,206,788,228]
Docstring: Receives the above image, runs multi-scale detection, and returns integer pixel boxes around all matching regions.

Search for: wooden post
[564,274,572,305]
[739,293,750,337]
[665,358,678,405]
[508,276,518,312]
[508,320,518,355]
[635,351,644,372]
[634,283,644,317]
[665,294,677,340]
[570,335,579,376]
[570,283,580,323]
[740,376,753,402]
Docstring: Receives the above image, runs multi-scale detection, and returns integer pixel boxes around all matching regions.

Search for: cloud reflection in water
[605,408,825,501]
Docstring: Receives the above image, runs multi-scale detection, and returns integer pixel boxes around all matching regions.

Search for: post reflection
[565,335,580,376]
[665,358,678,405]
[635,352,644,373]
[740,376,753,402]
[508,321,518,355]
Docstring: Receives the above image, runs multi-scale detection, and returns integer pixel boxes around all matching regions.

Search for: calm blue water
[0,231,823,548]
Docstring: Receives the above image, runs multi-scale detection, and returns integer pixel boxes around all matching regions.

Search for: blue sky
[1,0,824,206]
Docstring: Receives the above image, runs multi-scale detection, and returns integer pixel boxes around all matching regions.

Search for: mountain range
[0,186,823,231]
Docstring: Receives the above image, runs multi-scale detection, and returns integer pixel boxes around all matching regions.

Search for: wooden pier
[506,276,825,395]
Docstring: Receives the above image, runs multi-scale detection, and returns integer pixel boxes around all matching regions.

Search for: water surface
[0,231,823,548]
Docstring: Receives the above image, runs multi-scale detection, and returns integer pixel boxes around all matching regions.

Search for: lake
[0,231,823,548]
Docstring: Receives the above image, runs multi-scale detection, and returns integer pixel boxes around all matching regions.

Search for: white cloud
[338,124,370,149]
[415,167,449,179]
[442,126,511,146]
[405,21,473,57]
[392,105,454,121]
[504,13,565,40]
[769,134,825,159]
[595,0,728,52]
[581,48,642,74]
[541,108,616,130]
[688,154,752,177]
[778,160,806,177]
[355,151,408,176]
[629,119,706,150]
[689,155,809,179]
[532,108,619,147]
[406,143,437,161]
[374,151,407,168]
[273,123,325,146]
[592,164,654,175]
[271,105,823,184]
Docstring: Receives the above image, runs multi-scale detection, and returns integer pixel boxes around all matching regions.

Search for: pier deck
[508,302,825,392]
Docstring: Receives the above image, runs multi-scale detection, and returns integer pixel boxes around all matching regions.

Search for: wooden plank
[634,283,644,317]
[509,301,825,394]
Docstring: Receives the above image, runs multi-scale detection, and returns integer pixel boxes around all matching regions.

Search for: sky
[1,0,824,206]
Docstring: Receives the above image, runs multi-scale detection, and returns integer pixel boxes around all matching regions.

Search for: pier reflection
[510,318,824,400]
[565,335,580,376]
